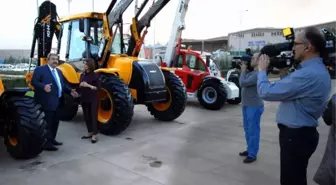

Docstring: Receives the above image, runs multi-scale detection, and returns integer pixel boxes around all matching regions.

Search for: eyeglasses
[293,42,305,46]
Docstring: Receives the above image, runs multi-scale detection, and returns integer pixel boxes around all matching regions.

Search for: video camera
[260,27,336,70]
[230,48,254,71]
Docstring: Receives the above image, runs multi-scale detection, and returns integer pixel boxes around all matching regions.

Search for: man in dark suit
[32,53,78,151]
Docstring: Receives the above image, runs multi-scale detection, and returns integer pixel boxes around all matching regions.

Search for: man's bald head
[297,27,326,54]
[293,26,326,61]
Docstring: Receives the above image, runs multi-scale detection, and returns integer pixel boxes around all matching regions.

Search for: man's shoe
[52,140,63,146]
[42,142,58,151]
[243,156,256,163]
[239,151,248,156]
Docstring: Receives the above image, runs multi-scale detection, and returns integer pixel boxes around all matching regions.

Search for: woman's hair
[83,58,96,72]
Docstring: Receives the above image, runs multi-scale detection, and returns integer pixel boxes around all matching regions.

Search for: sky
[0,0,335,49]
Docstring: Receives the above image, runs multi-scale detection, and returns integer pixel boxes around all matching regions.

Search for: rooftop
[182,36,229,43]
[228,27,284,35]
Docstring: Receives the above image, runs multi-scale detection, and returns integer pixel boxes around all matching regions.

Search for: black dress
[78,72,101,135]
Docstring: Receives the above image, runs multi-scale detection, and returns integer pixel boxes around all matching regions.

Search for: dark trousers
[44,109,60,142]
[81,100,98,135]
[278,124,319,185]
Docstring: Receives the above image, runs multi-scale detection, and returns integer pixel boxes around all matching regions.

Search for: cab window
[186,54,207,71]
[68,20,86,61]
[88,19,103,56]
[177,55,183,67]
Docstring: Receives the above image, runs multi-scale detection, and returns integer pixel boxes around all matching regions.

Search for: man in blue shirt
[238,53,264,164]
[257,27,332,185]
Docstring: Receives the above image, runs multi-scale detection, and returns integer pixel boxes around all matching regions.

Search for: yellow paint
[76,72,82,79]
[59,12,104,22]
[25,72,34,90]
[0,78,4,96]
[131,18,140,42]
[57,63,80,84]
[130,88,137,101]
[151,87,172,111]
[160,67,176,71]
[8,136,18,146]
[40,58,47,65]
[98,88,113,124]
[105,55,137,85]
[94,68,120,75]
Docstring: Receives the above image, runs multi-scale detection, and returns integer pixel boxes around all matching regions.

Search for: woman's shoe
[81,135,92,139]
[91,135,97,144]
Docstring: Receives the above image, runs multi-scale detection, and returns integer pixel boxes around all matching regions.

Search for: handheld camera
[230,48,254,71]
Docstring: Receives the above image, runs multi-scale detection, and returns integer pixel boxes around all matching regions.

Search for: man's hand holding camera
[239,62,248,72]
[258,54,270,72]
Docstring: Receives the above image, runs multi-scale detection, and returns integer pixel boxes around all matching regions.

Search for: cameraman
[238,53,264,164]
[257,26,332,185]
[313,93,335,185]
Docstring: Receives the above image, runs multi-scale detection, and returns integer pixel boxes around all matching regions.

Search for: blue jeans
[242,105,264,159]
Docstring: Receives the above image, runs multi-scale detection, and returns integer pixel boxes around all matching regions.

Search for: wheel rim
[98,88,113,123]
[8,136,17,146]
[152,87,172,111]
[202,87,217,104]
[7,116,18,146]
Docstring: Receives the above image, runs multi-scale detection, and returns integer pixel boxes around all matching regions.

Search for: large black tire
[98,74,134,135]
[227,75,241,105]
[59,93,78,121]
[197,78,227,110]
[146,71,187,121]
[3,96,46,159]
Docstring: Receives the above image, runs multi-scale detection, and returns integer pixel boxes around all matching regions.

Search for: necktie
[52,69,62,97]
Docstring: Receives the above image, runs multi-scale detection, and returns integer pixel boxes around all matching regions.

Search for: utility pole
[67,0,72,14]
[92,0,94,11]
[238,9,248,55]
[36,0,39,16]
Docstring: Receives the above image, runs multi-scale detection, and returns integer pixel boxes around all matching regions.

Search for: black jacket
[323,93,336,126]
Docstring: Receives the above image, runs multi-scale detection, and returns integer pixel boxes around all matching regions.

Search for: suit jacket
[31,65,71,111]
[323,94,336,126]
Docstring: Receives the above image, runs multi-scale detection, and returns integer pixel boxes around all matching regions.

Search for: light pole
[67,0,72,14]
[36,0,39,16]
[238,9,248,55]
[92,0,94,11]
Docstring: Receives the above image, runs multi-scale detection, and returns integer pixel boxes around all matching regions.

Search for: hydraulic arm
[126,0,171,56]
[30,1,61,66]
[163,0,190,67]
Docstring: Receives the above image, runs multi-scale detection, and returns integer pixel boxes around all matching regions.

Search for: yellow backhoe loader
[26,0,187,135]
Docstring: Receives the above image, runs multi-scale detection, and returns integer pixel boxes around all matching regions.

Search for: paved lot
[0,80,335,185]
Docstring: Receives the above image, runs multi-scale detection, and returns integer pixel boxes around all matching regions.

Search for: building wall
[228,29,287,54]
[182,40,228,53]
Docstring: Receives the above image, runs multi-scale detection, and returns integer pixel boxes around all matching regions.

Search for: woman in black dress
[78,58,101,143]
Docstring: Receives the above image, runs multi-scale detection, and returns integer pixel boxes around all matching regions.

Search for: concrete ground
[0,80,335,185]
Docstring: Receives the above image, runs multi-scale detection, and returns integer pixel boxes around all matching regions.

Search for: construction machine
[26,0,187,135]
[155,0,240,110]
[0,77,46,159]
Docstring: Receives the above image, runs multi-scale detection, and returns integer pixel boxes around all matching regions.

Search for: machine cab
[174,50,210,93]
[57,16,105,72]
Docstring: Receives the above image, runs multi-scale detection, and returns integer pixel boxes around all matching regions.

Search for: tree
[4,56,16,64]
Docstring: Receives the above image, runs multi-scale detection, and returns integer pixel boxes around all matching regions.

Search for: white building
[228,20,336,56]
[228,28,287,55]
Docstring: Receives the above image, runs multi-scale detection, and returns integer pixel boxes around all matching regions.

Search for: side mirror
[205,55,211,67]
[79,19,85,33]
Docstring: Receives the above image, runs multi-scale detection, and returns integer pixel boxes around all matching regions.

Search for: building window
[236,33,244,38]
[271,31,283,36]
[252,32,264,37]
